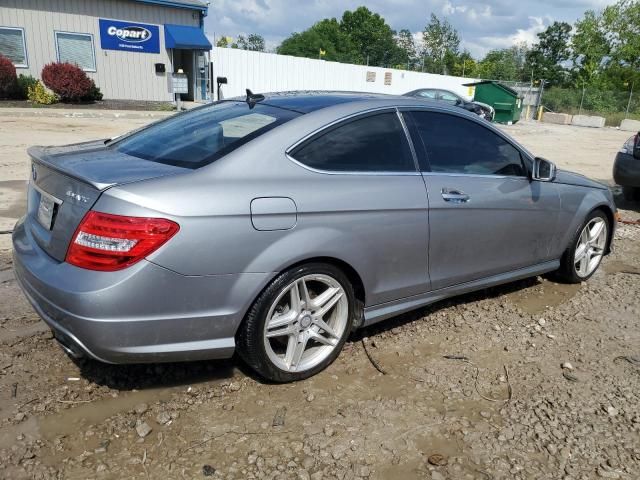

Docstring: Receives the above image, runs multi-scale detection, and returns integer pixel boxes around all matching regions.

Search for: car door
[287,110,431,305]
[403,109,561,290]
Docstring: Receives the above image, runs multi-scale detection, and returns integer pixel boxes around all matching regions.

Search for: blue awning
[164,24,212,50]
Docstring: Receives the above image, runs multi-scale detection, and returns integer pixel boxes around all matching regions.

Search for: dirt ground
[0,99,175,111]
[0,115,639,480]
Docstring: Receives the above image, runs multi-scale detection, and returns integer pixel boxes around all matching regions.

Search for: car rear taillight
[66,211,179,271]
[623,134,639,157]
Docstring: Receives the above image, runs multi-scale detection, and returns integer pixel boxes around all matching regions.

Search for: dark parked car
[404,88,494,121]
[614,132,640,201]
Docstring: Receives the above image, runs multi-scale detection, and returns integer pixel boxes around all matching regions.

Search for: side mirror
[634,133,640,160]
[532,157,556,182]
[455,98,462,106]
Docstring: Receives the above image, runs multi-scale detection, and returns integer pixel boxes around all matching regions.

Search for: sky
[203,0,614,59]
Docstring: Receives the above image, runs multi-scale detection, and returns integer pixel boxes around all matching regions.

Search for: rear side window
[408,111,526,177]
[291,112,415,172]
[113,102,299,169]
[438,91,459,104]
[416,90,437,99]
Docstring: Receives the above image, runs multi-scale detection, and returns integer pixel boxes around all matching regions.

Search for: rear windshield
[111,101,300,169]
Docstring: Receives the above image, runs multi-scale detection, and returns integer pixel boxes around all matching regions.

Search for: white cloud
[474,15,549,53]
[442,2,467,15]
[441,3,493,24]
[204,0,603,60]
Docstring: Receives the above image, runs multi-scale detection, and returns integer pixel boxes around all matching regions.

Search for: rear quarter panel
[97,105,431,307]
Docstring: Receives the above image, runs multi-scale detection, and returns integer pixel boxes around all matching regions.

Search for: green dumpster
[463,80,523,124]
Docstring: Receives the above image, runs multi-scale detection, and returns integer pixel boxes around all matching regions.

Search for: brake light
[66,211,179,271]
[623,134,638,155]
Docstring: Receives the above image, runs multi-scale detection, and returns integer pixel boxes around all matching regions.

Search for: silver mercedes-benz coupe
[13,91,616,382]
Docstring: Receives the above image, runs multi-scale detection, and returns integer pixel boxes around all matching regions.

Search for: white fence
[210,48,480,102]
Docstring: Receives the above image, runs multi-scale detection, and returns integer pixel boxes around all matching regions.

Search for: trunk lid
[28,140,184,190]
[26,141,187,262]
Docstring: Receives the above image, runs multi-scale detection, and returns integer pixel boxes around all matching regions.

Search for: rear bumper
[613,152,640,187]
[12,216,271,364]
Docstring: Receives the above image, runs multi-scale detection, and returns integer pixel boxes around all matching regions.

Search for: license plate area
[36,190,59,230]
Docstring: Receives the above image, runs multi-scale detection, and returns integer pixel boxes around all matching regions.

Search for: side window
[408,111,526,177]
[291,112,415,173]
[0,27,28,67]
[418,90,437,99]
[438,91,460,104]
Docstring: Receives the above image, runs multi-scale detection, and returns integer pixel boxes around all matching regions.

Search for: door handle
[441,188,470,203]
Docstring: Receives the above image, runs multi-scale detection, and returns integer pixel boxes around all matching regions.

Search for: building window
[55,32,96,72]
[0,27,28,67]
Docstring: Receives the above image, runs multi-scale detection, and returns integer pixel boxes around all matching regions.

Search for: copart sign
[99,19,160,53]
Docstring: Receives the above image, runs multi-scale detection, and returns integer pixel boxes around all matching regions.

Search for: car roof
[223,89,478,119]
[232,90,406,114]
[405,88,459,96]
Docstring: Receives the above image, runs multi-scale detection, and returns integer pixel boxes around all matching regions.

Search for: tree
[277,7,402,66]
[233,34,265,52]
[214,35,241,49]
[601,0,640,87]
[525,21,572,86]
[395,29,418,69]
[476,44,528,81]
[340,6,403,66]
[449,50,477,77]
[421,14,460,74]
[277,18,357,62]
[216,36,230,48]
[570,10,610,86]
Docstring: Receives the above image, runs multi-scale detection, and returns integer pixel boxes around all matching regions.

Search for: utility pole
[535,79,546,121]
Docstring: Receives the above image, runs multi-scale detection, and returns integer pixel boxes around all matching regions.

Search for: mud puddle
[0,387,174,450]
[504,278,580,315]
[604,259,640,275]
[39,387,178,439]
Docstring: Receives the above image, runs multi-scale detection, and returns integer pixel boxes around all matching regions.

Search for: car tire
[554,209,610,284]
[236,263,355,383]
[622,186,640,202]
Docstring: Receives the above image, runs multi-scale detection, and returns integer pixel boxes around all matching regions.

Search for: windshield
[112,101,300,169]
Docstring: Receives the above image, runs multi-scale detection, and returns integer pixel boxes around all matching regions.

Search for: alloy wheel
[263,274,349,373]
[574,217,607,278]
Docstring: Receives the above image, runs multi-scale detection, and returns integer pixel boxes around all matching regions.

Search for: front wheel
[236,263,355,383]
[555,210,609,283]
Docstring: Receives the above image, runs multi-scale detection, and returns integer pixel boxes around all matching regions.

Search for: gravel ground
[0,115,639,480]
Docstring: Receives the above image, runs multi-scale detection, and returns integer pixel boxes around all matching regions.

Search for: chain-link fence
[475,79,638,125]
[541,86,638,126]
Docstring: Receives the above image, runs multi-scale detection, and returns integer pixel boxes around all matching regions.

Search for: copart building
[0,0,213,101]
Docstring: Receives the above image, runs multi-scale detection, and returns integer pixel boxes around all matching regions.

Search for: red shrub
[0,54,17,97]
[41,62,92,102]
